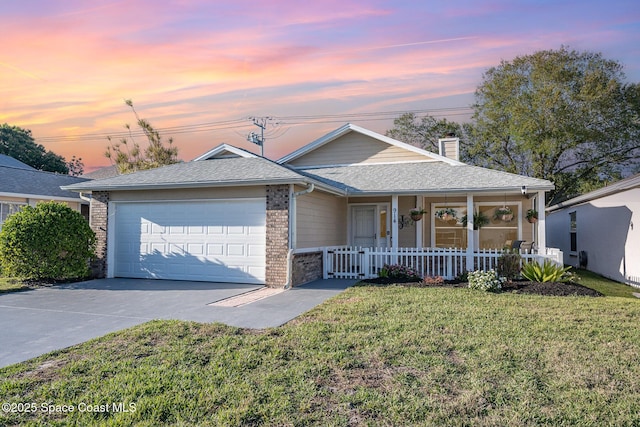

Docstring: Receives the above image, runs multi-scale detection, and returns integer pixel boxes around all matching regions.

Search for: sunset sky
[2,0,639,171]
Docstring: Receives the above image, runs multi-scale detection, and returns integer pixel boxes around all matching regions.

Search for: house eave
[0,192,86,203]
[62,178,347,196]
[344,186,554,197]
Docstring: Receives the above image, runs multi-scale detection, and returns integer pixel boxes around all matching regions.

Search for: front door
[351,204,389,248]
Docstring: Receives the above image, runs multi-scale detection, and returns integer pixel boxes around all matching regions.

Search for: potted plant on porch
[409,208,426,221]
[494,206,514,222]
[461,211,490,230]
[526,209,538,223]
[435,208,457,222]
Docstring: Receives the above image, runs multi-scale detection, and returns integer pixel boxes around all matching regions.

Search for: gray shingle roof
[81,165,120,180]
[0,165,89,200]
[62,157,310,191]
[0,154,35,170]
[299,162,554,195]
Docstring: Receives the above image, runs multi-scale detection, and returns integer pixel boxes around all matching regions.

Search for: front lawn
[573,268,639,298]
[1,286,639,426]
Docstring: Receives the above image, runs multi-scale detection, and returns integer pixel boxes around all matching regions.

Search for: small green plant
[468,269,504,292]
[497,251,522,280]
[521,260,573,283]
[378,264,421,281]
[0,201,96,280]
[526,209,538,223]
[460,211,490,229]
[455,270,469,282]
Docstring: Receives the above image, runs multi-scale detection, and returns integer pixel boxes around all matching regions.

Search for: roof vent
[438,137,460,162]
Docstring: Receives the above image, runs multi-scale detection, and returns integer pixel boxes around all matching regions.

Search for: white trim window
[0,202,25,230]
[569,211,577,253]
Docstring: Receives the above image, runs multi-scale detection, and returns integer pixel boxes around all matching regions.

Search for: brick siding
[265,185,290,287]
[292,251,323,286]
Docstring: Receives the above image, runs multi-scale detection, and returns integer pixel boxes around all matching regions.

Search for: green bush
[0,201,96,280]
[468,269,504,292]
[378,264,422,281]
[521,259,573,283]
[497,251,522,280]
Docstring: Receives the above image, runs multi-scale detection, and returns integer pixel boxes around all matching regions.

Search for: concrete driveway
[0,278,355,368]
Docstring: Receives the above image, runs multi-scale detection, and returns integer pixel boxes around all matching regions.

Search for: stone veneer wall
[291,251,323,286]
[265,185,290,287]
[90,191,109,278]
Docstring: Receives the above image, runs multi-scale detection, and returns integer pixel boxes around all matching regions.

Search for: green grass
[0,277,28,294]
[573,268,639,298]
[1,286,639,426]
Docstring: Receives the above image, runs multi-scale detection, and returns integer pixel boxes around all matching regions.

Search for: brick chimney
[438,135,460,162]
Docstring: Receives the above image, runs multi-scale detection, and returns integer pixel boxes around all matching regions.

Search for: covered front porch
[346,190,549,252]
[323,189,560,280]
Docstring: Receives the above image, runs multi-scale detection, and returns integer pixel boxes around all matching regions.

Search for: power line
[33,106,474,145]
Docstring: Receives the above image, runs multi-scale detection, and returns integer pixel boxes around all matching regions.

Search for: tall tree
[386,113,464,153]
[105,100,179,174]
[66,155,84,176]
[466,47,640,204]
[0,124,69,173]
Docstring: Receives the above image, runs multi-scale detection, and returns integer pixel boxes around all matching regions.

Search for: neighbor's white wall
[547,187,640,286]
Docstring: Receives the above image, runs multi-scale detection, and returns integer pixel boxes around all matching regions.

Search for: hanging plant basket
[461,211,490,230]
[410,208,425,221]
[526,209,538,223]
[435,208,457,222]
[494,206,514,222]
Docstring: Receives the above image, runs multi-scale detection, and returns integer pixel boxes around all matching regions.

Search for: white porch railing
[323,246,564,280]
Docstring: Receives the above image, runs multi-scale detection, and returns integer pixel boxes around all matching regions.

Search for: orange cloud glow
[1,0,638,170]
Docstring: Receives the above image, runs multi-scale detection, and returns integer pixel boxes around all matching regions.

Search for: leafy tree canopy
[0,124,72,173]
[385,113,463,153]
[387,47,640,205]
[105,100,180,174]
[467,47,640,204]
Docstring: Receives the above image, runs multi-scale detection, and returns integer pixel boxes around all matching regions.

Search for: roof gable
[278,123,463,167]
[193,144,258,161]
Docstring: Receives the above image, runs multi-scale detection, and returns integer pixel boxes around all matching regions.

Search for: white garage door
[112,199,266,283]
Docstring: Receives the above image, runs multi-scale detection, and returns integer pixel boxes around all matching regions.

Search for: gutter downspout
[79,192,92,203]
[285,183,315,289]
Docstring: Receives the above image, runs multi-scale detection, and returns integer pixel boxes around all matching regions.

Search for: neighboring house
[63,124,557,287]
[0,154,89,229]
[547,174,640,288]
[81,165,120,180]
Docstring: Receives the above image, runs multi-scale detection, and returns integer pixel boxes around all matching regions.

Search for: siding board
[288,132,434,167]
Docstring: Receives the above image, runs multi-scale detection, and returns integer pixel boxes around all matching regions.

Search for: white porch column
[415,195,423,249]
[392,195,399,249]
[536,190,546,253]
[466,193,475,270]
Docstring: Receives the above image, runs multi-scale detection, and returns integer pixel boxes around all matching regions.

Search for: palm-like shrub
[521,260,573,283]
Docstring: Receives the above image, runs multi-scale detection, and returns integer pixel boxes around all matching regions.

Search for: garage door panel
[113,200,266,283]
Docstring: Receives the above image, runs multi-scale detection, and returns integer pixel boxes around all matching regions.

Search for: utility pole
[247,116,272,157]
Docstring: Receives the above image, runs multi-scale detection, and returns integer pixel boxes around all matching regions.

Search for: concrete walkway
[0,278,355,368]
